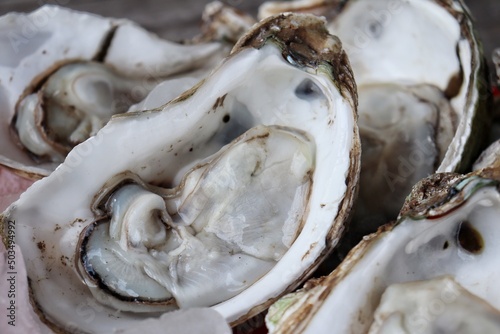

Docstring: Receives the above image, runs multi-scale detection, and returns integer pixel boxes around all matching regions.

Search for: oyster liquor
[5,220,17,327]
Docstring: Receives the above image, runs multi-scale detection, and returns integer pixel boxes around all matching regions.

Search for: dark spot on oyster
[444,70,463,99]
[295,79,324,101]
[212,94,227,110]
[443,44,464,99]
[212,100,254,146]
[456,220,484,254]
[37,241,46,252]
[93,25,118,62]
[367,21,383,38]
[70,218,85,227]
[250,160,261,177]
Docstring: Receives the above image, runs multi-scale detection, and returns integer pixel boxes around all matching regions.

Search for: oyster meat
[1,13,359,333]
[0,5,228,178]
[266,168,500,333]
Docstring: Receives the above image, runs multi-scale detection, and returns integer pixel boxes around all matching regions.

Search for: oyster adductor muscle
[0,13,359,332]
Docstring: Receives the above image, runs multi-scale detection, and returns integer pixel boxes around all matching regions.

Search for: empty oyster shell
[0,5,228,178]
[258,0,490,237]
[265,168,500,333]
[0,13,359,332]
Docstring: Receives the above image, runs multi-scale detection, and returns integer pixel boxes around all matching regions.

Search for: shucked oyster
[0,13,359,332]
[258,0,489,237]
[265,168,500,333]
[0,5,228,178]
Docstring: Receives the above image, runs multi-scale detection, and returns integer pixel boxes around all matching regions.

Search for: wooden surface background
[0,0,498,74]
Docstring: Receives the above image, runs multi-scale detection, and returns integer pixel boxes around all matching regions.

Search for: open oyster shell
[0,5,229,179]
[0,13,359,332]
[258,0,490,235]
[265,168,500,333]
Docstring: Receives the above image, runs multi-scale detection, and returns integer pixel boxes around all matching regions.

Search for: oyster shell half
[0,5,228,178]
[265,168,500,333]
[0,13,359,332]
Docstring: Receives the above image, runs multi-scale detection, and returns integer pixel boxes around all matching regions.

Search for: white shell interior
[330,0,461,90]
